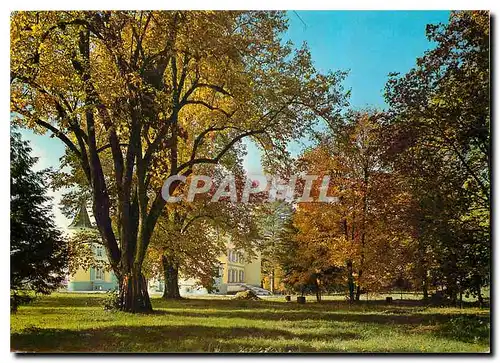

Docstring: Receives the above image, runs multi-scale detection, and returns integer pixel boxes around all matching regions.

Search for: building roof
[69,201,94,229]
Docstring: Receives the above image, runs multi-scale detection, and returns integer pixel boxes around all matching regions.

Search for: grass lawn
[10,293,490,353]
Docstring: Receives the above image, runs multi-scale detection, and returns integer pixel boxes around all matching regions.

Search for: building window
[231,269,236,283]
[239,270,244,282]
[228,250,233,262]
[96,267,104,280]
[96,246,103,257]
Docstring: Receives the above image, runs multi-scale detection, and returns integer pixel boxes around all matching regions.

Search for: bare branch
[34,118,82,159]
[177,128,264,172]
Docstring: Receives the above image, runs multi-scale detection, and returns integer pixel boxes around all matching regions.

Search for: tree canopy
[10,10,347,312]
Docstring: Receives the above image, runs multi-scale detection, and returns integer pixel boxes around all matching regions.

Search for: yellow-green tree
[11,11,347,312]
[146,165,262,299]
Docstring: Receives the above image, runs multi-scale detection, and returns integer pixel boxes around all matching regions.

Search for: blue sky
[19,10,451,228]
[287,10,449,108]
[244,10,450,173]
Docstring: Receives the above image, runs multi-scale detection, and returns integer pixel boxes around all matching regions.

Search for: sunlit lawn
[11,293,490,353]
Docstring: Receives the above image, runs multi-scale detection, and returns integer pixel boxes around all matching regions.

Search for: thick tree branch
[188,124,236,163]
[196,83,233,97]
[183,100,234,118]
[76,28,121,270]
[178,98,296,173]
[33,118,82,159]
[177,128,264,172]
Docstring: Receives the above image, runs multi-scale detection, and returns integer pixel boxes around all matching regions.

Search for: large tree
[10,11,347,312]
[10,131,68,312]
[146,169,262,299]
[384,11,490,303]
[293,111,411,301]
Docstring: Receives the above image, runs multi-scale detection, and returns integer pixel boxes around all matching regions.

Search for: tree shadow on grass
[29,295,106,308]
[150,308,490,348]
[32,295,484,311]
[153,308,490,327]
[11,324,361,353]
[152,298,488,318]
[433,315,490,345]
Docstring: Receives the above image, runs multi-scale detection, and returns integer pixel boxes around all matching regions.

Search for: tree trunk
[355,284,362,301]
[477,286,484,308]
[474,275,484,308]
[343,218,355,303]
[118,271,153,313]
[356,166,368,303]
[315,278,321,302]
[355,267,363,301]
[270,269,275,294]
[477,289,484,308]
[347,260,355,302]
[162,256,181,299]
[422,284,428,300]
[449,286,457,305]
[421,270,429,300]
